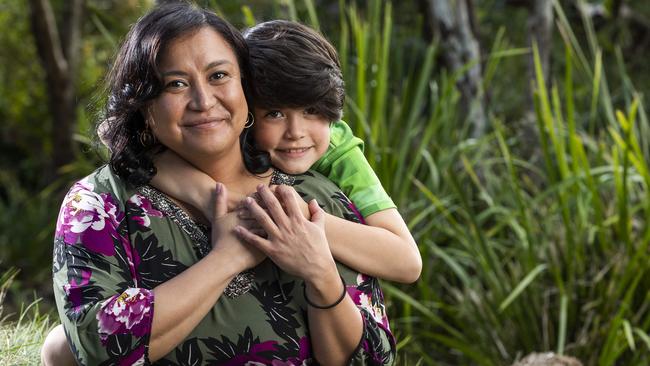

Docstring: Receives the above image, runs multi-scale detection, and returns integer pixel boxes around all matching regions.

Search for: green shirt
[313,120,396,218]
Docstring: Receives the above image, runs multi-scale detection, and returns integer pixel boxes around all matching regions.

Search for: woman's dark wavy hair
[242,20,345,122]
[100,1,269,186]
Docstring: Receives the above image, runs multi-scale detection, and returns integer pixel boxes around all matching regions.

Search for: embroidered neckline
[137,185,211,258]
[136,184,254,298]
[271,169,296,186]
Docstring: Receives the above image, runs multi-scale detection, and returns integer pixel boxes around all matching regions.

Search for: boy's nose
[285,117,305,139]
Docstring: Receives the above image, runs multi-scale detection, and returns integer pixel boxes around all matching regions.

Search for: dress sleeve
[345,274,396,365]
[311,120,396,217]
[52,179,154,366]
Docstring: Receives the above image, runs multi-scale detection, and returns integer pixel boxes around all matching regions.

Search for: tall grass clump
[0,268,52,365]
[306,0,650,364]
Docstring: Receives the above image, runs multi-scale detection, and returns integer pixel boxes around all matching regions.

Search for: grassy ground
[0,270,52,365]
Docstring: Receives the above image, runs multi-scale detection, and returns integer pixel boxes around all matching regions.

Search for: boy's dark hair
[243,20,344,122]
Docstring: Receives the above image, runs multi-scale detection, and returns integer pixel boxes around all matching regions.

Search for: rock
[511,352,583,366]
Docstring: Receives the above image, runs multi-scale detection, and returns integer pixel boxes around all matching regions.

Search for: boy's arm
[325,208,422,283]
[151,151,228,220]
[312,120,421,283]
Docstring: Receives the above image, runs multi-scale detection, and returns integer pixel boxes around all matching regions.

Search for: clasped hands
[210,183,337,282]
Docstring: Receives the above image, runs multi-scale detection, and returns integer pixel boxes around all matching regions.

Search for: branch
[62,0,84,73]
[29,0,68,81]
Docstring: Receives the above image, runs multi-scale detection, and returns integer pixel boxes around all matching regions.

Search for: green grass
[0,269,53,365]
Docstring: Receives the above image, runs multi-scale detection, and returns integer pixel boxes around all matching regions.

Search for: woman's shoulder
[68,165,133,200]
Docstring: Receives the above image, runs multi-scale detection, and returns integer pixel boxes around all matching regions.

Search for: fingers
[227,190,247,212]
[276,185,303,219]
[244,196,281,238]
[235,226,272,253]
[308,199,325,227]
[237,216,267,237]
[256,185,290,228]
[214,183,228,218]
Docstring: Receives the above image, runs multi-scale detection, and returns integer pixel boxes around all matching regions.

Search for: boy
[154,20,421,283]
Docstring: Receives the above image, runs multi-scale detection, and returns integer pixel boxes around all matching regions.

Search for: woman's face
[148,27,248,163]
[253,107,330,174]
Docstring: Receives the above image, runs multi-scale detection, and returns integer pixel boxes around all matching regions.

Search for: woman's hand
[236,186,309,223]
[234,185,337,282]
[269,185,310,219]
[211,183,265,271]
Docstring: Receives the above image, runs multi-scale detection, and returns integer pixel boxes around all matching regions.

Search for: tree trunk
[426,0,488,137]
[527,0,553,91]
[29,0,83,181]
[520,0,553,161]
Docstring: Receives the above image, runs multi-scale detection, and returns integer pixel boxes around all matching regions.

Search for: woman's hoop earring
[244,112,255,129]
[139,121,156,147]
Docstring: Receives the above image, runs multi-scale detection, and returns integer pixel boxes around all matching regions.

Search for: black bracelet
[303,276,347,310]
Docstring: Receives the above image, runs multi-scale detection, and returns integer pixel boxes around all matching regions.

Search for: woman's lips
[182,118,226,130]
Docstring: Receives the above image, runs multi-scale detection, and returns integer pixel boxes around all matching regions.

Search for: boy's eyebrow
[161,60,232,77]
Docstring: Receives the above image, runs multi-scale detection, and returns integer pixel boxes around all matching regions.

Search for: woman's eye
[165,80,187,89]
[210,72,227,81]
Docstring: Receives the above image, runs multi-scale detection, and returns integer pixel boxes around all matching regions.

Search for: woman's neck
[189,145,272,194]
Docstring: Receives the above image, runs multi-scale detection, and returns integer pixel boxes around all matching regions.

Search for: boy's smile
[253,107,330,174]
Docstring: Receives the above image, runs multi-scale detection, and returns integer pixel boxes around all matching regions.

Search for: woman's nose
[188,82,216,111]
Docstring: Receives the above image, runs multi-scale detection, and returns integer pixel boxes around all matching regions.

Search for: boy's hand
[237,185,311,221]
[234,185,336,281]
[269,185,310,219]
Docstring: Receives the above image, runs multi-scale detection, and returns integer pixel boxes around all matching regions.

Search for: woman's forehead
[158,27,238,71]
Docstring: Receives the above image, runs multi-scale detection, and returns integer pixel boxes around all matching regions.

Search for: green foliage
[324,1,650,364]
[0,269,53,365]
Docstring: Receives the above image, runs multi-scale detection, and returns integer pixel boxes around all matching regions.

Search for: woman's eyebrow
[204,60,231,71]
[161,60,231,77]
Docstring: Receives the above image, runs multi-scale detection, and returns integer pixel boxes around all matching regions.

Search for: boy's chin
[274,162,313,175]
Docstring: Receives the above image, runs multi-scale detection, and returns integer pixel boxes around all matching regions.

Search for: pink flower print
[64,268,93,314]
[119,344,146,366]
[97,288,154,344]
[56,181,124,256]
[351,273,389,328]
[346,201,367,225]
[357,292,387,327]
[128,194,163,228]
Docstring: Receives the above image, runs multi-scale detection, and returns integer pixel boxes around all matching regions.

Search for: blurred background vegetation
[1,0,650,364]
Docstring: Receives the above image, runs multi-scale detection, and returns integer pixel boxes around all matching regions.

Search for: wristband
[303,276,347,310]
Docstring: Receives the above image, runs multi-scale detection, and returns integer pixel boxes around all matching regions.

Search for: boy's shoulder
[328,120,358,149]
[274,169,362,223]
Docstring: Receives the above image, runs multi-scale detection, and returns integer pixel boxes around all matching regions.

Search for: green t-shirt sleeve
[312,120,396,217]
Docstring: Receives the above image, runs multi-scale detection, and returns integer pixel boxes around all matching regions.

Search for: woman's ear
[141,105,155,128]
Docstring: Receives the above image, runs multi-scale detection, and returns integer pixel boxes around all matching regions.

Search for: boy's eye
[265,110,284,119]
[304,107,319,115]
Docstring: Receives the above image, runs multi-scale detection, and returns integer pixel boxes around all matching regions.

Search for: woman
[50,3,394,365]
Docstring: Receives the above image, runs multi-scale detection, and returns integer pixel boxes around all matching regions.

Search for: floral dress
[53,166,396,365]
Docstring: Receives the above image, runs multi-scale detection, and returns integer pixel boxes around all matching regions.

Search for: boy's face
[253,107,330,174]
